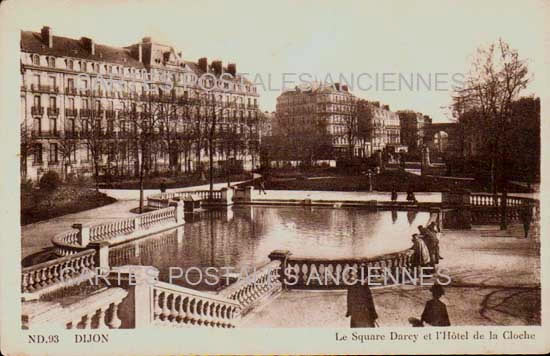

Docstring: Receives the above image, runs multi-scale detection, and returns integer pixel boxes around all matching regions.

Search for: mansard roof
[21,31,145,68]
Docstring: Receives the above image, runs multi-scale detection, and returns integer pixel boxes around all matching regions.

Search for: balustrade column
[268,250,292,289]
[107,265,159,328]
[72,223,92,247]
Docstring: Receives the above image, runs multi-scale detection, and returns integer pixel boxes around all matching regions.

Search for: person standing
[259,178,267,195]
[420,283,451,327]
[407,187,417,203]
[391,187,398,202]
[346,269,378,328]
[520,205,533,238]
[159,180,167,193]
[411,233,431,268]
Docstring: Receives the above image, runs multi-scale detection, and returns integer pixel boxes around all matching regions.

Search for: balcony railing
[80,109,91,117]
[31,130,60,138]
[65,108,78,117]
[65,87,78,95]
[105,110,116,118]
[30,84,59,93]
[92,109,104,117]
[31,106,44,116]
[47,108,59,116]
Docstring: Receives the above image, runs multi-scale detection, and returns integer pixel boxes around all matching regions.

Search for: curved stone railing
[151,281,241,328]
[218,260,282,315]
[22,249,96,294]
[89,216,137,243]
[52,205,180,256]
[268,249,416,290]
[22,287,127,329]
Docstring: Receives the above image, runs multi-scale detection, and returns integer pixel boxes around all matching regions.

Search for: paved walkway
[242,227,540,327]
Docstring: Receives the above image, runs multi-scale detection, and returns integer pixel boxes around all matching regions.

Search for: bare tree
[453,39,530,229]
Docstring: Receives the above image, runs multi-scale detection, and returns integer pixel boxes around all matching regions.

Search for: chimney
[138,43,143,63]
[334,83,341,91]
[81,37,95,55]
[342,84,348,92]
[41,26,53,48]
[198,57,208,72]
[212,60,222,75]
[228,63,237,76]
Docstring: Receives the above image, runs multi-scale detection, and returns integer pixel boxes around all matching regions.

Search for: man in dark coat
[421,283,451,326]
[520,205,533,238]
[346,269,378,327]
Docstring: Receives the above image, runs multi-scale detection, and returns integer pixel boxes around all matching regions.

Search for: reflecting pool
[109,206,429,289]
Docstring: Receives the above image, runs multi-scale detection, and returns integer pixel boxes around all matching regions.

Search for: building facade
[274,83,400,161]
[21,26,261,181]
[397,110,432,154]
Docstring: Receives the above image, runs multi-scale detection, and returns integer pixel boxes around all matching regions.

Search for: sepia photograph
[0,0,548,354]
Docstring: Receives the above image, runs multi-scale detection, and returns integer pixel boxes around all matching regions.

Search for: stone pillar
[220,187,234,206]
[268,250,292,289]
[108,265,159,328]
[89,241,110,269]
[441,189,471,229]
[245,186,254,202]
[169,201,185,224]
[72,223,92,248]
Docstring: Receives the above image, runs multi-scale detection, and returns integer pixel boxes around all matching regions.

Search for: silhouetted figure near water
[391,187,398,202]
[346,269,378,328]
[406,187,417,203]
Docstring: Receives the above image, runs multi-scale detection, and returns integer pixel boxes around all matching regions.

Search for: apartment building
[20,26,261,181]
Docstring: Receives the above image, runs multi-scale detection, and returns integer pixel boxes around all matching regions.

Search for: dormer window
[32,54,40,66]
[47,57,55,68]
[66,59,74,70]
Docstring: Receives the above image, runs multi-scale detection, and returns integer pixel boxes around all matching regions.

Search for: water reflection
[109,206,429,289]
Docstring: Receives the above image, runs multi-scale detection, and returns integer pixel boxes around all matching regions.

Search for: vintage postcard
[0,0,548,354]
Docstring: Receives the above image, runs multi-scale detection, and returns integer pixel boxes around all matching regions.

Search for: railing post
[108,265,159,328]
[245,186,254,202]
[89,241,110,270]
[134,216,141,232]
[268,250,291,289]
[220,187,234,206]
[72,223,91,248]
[169,201,185,224]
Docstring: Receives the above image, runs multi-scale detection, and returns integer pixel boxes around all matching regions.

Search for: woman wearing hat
[420,283,451,326]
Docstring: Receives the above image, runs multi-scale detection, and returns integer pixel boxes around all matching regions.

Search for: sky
[5,0,547,122]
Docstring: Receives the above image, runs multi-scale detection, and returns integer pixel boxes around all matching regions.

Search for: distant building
[397,111,432,154]
[274,83,400,161]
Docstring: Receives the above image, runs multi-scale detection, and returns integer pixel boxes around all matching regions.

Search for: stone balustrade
[138,206,176,229]
[22,249,96,294]
[469,193,532,207]
[151,281,241,328]
[22,287,127,330]
[52,205,182,256]
[268,249,415,290]
[218,260,282,315]
[89,216,137,243]
[147,188,230,209]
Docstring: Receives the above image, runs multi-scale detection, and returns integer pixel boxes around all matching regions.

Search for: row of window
[26,54,258,94]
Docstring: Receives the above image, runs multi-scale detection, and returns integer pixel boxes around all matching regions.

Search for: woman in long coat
[346,270,378,327]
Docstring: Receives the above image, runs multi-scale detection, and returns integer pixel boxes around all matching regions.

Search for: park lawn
[98,173,252,190]
[264,170,531,193]
[21,186,117,225]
